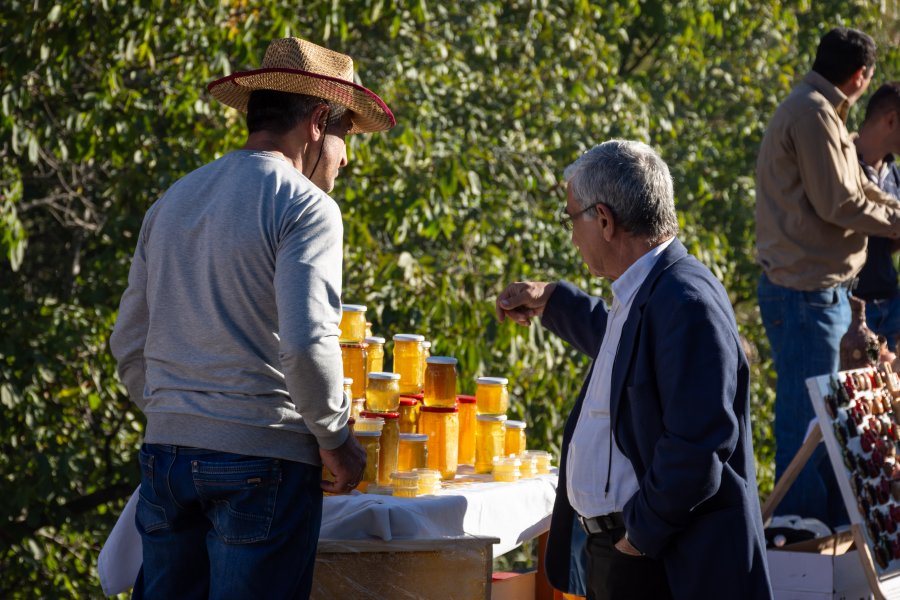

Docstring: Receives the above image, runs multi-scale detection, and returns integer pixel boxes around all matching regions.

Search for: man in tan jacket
[756,27,900,528]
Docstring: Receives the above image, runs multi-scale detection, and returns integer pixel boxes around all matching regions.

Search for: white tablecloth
[97,467,558,595]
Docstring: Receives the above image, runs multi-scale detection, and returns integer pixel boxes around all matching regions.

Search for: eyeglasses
[558,203,602,231]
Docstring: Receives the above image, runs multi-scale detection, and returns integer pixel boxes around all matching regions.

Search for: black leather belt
[578,512,624,535]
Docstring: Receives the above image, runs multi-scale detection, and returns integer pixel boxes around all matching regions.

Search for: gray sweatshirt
[110,150,349,465]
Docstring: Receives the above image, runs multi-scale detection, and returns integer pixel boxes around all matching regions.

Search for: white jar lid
[341,304,367,312]
[476,414,508,422]
[343,377,353,385]
[426,356,457,365]
[393,333,425,342]
[390,471,420,481]
[368,371,401,380]
[399,433,429,442]
[364,336,386,344]
[476,376,509,385]
[422,341,432,348]
[505,420,526,429]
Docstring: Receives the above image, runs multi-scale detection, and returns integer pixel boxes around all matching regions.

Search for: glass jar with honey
[518,452,538,478]
[457,395,477,465]
[475,377,509,414]
[339,304,367,342]
[398,433,428,471]
[525,450,553,474]
[390,471,419,498]
[398,397,420,433]
[504,420,527,456]
[366,371,401,413]
[413,468,442,495]
[492,456,522,482]
[393,334,425,394]
[341,341,368,400]
[361,410,399,486]
[364,336,385,373]
[475,414,507,474]
[353,430,381,492]
[419,405,459,480]
[423,356,458,408]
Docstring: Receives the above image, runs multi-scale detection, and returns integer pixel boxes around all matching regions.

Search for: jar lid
[420,405,459,413]
[476,414,508,422]
[493,456,522,466]
[341,304,367,312]
[343,377,353,385]
[400,393,424,401]
[399,433,429,442]
[524,450,552,457]
[390,471,420,481]
[426,356,457,365]
[361,410,400,420]
[340,341,369,349]
[505,420,526,429]
[399,397,418,406]
[476,376,509,385]
[393,333,425,342]
[457,394,476,404]
[364,336,386,344]
[422,340,432,348]
[353,430,382,437]
[368,371,401,380]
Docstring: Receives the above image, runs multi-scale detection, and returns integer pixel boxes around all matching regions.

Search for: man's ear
[595,203,616,241]
[308,104,331,141]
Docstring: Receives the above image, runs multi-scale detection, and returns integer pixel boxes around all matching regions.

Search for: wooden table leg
[536,530,555,600]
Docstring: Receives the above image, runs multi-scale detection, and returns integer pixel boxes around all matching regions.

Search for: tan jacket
[755,71,900,291]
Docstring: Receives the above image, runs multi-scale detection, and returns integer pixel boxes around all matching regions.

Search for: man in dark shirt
[854,82,900,352]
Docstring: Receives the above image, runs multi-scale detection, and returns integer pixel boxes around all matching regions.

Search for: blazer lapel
[609,239,688,433]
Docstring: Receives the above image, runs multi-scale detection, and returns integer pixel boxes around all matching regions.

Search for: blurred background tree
[2,0,899,595]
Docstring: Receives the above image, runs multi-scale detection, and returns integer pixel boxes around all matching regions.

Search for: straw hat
[208,37,395,134]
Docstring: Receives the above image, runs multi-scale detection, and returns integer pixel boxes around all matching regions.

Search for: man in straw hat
[110,37,395,598]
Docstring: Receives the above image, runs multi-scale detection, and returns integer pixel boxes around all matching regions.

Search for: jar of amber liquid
[475,377,509,414]
[423,356,458,408]
[475,414,507,474]
[366,372,401,412]
[398,397,420,433]
[457,395,477,465]
[362,410,399,486]
[353,430,381,492]
[419,405,459,480]
[339,304,367,342]
[492,456,521,482]
[341,341,368,400]
[364,336,385,373]
[398,433,428,471]
[525,450,553,474]
[413,468,442,495]
[390,471,419,498]
[504,420,527,456]
[393,334,425,394]
[518,452,538,478]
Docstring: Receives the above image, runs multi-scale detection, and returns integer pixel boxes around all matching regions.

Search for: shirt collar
[611,237,675,308]
[803,70,850,122]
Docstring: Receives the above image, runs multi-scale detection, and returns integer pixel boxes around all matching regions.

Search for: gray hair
[563,140,679,244]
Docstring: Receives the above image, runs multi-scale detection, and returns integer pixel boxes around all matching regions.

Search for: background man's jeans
[757,274,849,528]
[865,294,900,352]
[132,444,323,600]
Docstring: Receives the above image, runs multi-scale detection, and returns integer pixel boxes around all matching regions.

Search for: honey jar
[390,471,419,498]
[364,336,385,373]
[419,405,459,480]
[504,420,527,456]
[492,456,522,482]
[525,450,553,474]
[457,395,477,465]
[353,416,385,433]
[423,356,458,408]
[339,304,367,342]
[413,468,442,495]
[342,377,353,401]
[353,430,381,492]
[398,433,429,471]
[518,452,538,478]
[366,371,401,412]
[422,340,432,359]
[341,342,368,399]
[362,410,399,486]
[475,377,509,414]
[399,396,420,433]
[393,334,426,394]
[475,414,507,474]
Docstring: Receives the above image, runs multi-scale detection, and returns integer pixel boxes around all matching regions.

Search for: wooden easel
[761,423,823,525]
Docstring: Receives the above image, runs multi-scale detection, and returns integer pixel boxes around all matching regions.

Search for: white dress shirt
[566,238,673,519]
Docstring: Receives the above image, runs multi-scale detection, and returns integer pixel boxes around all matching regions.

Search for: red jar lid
[457,394,476,404]
[399,397,418,406]
[400,393,424,401]
[420,405,459,413]
[361,410,399,420]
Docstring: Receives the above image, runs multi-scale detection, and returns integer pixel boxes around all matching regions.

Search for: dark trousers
[585,527,672,600]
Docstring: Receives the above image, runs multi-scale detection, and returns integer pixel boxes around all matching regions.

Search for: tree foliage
[3,0,900,595]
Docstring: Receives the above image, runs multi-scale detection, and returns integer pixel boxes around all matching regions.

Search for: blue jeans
[132,444,323,600]
[757,274,849,528]
[865,295,900,352]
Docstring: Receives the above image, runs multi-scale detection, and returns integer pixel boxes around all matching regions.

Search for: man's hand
[615,533,643,557]
[495,282,557,326]
[320,433,366,494]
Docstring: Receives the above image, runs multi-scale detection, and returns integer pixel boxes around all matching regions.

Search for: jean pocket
[193,457,282,544]
[136,491,169,534]
[802,288,839,309]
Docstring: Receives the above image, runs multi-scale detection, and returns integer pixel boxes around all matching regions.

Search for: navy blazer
[541,239,772,598]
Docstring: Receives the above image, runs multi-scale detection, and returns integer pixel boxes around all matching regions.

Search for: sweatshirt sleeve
[275,194,349,450]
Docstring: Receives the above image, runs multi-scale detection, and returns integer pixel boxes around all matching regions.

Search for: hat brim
[208,68,395,134]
